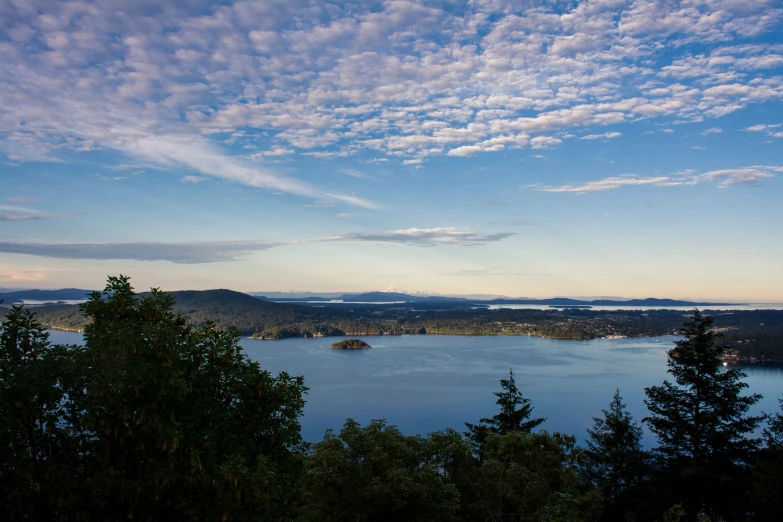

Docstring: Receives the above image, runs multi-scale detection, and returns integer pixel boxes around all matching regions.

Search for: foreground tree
[473,431,601,522]
[301,419,462,522]
[465,369,545,451]
[1,276,308,521]
[584,389,647,521]
[749,396,783,520]
[644,310,762,520]
[0,305,83,519]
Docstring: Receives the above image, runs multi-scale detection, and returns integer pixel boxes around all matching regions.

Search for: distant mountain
[2,287,737,310]
[337,292,471,303]
[338,291,412,302]
[0,288,95,302]
[247,291,345,299]
[29,289,347,334]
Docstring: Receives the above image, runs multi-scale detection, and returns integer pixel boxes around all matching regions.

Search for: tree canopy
[2,287,782,521]
[644,310,763,520]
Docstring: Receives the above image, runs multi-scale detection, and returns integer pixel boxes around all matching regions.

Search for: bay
[46,330,783,444]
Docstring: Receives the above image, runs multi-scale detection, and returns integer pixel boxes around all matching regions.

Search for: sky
[1,0,783,301]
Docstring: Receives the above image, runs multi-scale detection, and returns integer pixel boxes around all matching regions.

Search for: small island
[330,339,372,350]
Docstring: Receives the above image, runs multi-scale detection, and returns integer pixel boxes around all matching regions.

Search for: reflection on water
[44,330,783,444]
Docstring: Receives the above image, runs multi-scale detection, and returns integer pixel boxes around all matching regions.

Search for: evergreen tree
[584,389,646,521]
[749,395,783,520]
[465,369,544,450]
[644,310,762,520]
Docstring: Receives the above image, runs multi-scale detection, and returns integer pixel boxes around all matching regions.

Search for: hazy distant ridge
[1,288,735,307]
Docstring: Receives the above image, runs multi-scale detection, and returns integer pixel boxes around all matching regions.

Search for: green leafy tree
[465,369,545,451]
[584,389,647,521]
[1,276,309,521]
[644,310,763,520]
[301,419,461,522]
[75,275,308,520]
[0,305,83,519]
[472,430,601,522]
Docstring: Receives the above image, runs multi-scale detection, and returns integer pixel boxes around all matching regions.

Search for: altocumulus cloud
[0,228,514,263]
[1,0,782,171]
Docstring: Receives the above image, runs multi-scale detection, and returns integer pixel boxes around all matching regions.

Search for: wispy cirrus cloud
[325,228,517,247]
[0,228,514,263]
[0,240,280,264]
[126,136,379,209]
[530,166,782,194]
[0,205,62,222]
[744,124,782,132]
[533,176,696,194]
[700,167,782,187]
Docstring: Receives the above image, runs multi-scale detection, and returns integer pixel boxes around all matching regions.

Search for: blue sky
[1,0,782,300]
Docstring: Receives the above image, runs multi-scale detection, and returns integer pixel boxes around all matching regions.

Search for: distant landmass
[0,287,739,308]
[0,288,95,302]
[266,291,734,307]
[5,287,782,362]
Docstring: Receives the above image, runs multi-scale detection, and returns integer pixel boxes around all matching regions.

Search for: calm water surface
[46,330,783,444]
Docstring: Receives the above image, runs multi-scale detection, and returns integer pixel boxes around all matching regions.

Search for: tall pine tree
[749,396,783,520]
[584,389,646,521]
[465,369,544,450]
[644,310,762,520]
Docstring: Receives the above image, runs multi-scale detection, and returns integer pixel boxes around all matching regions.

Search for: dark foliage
[465,369,545,454]
[4,288,783,521]
[0,277,307,521]
[644,310,763,520]
[584,389,648,521]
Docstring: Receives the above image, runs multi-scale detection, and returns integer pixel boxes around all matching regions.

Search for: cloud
[701,127,723,135]
[535,176,694,194]
[1,0,781,170]
[439,269,550,277]
[339,168,369,178]
[581,132,622,140]
[533,165,781,193]
[744,124,781,132]
[5,196,38,203]
[128,136,379,209]
[0,205,61,222]
[0,240,279,264]
[530,136,562,149]
[326,227,516,246]
[0,227,515,263]
[700,167,780,187]
[256,146,294,157]
[181,175,206,183]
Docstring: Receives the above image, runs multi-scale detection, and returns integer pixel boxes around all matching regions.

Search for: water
[486,304,783,311]
[46,330,783,444]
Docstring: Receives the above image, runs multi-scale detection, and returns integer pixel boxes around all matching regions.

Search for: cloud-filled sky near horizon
[1,0,782,300]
